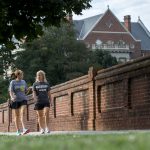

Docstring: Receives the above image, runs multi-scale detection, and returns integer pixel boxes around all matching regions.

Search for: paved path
[0,130,150,136]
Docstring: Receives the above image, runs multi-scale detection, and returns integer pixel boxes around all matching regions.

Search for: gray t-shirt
[33,82,51,103]
[9,80,28,102]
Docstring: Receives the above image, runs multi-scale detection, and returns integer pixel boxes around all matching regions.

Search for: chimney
[124,15,131,32]
[66,13,73,23]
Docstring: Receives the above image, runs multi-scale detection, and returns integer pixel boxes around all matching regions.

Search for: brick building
[73,8,150,62]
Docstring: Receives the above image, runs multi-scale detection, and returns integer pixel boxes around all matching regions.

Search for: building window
[95,39,102,49]
[107,40,114,45]
[96,39,102,45]
[86,43,90,48]
[117,40,126,48]
[106,40,114,48]
[130,43,135,49]
[92,44,96,50]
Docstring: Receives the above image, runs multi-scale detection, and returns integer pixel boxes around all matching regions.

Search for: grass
[0,132,150,150]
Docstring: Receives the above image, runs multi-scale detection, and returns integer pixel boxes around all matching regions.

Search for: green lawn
[0,132,150,150]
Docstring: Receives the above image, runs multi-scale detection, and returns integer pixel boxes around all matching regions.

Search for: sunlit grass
[0,132,150,150]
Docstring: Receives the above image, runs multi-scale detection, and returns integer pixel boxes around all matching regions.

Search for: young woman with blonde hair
[9,69,30,135]
[32,70,52,134]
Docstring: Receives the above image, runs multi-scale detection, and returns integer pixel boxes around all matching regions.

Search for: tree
[0,0,91,48]
[90,49,118,69]
[14,23,91,85]
[0,77,9,104]
[0,45,14,78]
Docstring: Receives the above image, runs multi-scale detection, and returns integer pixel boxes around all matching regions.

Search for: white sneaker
[45,128,50,134]
[22,129,30,135]
[40,129,45,134]
[16,130,22,136]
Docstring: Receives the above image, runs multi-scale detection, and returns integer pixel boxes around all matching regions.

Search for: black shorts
[9,100,27,109]
[34,103,50,110]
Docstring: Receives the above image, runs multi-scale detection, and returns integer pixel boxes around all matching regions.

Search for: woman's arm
[9,91,16,101]
[32,90,37,101]
[9,81,16,101]
[26,86,32,95]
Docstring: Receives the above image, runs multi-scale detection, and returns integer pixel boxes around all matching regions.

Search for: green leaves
[90,49,118,69]
[0,77,9,103]
[14,23,90,85]
[0,45,15,77]
[0,0,91,48]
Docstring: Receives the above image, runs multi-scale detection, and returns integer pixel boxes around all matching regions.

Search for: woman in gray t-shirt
[32,70,52,134]
[9,69,30,135]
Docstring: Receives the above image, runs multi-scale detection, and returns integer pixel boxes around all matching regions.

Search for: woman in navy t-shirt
[32,70,52,134]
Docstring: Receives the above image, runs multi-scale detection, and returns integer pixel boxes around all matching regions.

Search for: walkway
[0,130,149,136]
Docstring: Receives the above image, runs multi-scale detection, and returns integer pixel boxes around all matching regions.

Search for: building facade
[73,8,150,62]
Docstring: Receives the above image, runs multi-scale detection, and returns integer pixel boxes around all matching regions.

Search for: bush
[0,77,9,104]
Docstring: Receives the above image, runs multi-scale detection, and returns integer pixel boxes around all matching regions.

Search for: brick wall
[0,103,9,132]
[0,67,96,132]
[1,56,150,131]
[49,67,96,131]
[95,55,150,130]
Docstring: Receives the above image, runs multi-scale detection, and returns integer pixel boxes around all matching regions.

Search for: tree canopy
[90,49,118,69]
[0,0,91,48]
[0,45,14,77]
[14,24,91,85]
[0,77,9,103]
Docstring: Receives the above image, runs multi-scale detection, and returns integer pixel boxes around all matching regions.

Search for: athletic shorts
[34,103,50,110]
[9,100,27,109]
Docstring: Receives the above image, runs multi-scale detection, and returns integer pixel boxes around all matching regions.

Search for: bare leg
[37,110,45,130]
[20,105,26,129]
[43,107,50,130]
[13,109,20,131]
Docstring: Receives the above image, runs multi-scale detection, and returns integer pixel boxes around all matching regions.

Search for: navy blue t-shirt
[33,82,51,103]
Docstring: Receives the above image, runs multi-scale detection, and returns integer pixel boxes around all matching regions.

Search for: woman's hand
[32,90,38,102]
[50,100,53,107]
[11,95,16,102]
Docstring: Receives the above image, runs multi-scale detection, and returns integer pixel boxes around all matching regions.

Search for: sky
[73,0,150,31]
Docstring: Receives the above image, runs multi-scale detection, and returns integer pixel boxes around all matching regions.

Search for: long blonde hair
[35,70,47,82]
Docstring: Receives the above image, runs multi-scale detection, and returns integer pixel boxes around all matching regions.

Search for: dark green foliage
[0,45,14,78]
[90,49,118,69]
[0,77,9,103]
[15,24,91,85]
[0,0,91,48]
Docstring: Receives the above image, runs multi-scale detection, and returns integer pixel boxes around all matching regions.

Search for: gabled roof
[73,9,150,51]
[130,21,150,50]
[73,14,103,39]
